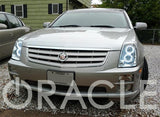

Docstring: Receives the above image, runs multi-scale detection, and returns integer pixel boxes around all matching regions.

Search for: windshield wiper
[53,25,81,27]
[53,25,115,28]
[89,25,115,28]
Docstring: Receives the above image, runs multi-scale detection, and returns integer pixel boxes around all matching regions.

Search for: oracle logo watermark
[2,78,157,110]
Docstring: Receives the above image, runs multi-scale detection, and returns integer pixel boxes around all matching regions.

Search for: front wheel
[141,57,149,89]
[132,57,149,101]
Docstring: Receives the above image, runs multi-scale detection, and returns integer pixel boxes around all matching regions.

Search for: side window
[0,14,9,28]
[6,14,20,28]
[0,6,2,11]
[17,18,24,27]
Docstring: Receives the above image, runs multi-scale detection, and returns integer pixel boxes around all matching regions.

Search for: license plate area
[47,71,74,85]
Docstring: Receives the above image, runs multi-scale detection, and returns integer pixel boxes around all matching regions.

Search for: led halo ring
[12,40,23,60]
[123,54,134,63]
[125,45,135,54]
[16,41,22,57]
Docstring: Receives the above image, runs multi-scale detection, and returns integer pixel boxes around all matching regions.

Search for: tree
[100,0,160,28]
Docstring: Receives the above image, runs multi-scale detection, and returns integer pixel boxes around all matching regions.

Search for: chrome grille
[28,47,108,67]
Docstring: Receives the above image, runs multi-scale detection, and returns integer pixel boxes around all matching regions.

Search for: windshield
[51,11,129,28]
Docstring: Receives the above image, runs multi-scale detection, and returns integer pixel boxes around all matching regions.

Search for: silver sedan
[8,8,148,100]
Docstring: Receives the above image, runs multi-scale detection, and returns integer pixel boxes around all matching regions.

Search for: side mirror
[0,23,7,29]
[135,22,147,30]
[43,22,51,28]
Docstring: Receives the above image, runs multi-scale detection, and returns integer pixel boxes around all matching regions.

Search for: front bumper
[8,59,142,99]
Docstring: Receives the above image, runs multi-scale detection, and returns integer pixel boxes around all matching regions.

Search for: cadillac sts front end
[8,8,148,100]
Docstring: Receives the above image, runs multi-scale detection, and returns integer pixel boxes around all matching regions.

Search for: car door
[6,14,30,42]
[0,13,13,60]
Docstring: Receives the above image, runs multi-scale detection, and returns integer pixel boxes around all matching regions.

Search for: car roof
[67,8,125,13]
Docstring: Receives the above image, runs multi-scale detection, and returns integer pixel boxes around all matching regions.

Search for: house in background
[0,0,91,30]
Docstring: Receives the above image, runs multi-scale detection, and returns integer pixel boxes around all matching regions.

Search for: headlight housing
[11,40,23,60]
[118,44,137,67]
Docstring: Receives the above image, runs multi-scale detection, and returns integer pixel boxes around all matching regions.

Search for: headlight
[118,44,137,67]
[11,40,23,60]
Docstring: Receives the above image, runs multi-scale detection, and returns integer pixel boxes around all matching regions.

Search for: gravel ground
[0,45,160,117]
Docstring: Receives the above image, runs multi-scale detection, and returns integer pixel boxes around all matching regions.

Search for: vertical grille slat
[28,47,108,67]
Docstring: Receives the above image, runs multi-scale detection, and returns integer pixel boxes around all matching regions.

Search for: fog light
[117,84,133,92]
[117,84,132,92]
[119,75,133,82]
[117,75,134,92]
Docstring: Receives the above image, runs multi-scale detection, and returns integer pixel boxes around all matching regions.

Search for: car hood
[22,28,134,51]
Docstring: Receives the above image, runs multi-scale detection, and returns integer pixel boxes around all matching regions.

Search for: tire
[141,57,149,89]
[132,57,148,100]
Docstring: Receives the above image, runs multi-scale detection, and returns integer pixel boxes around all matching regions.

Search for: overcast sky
[92,0,102,5]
